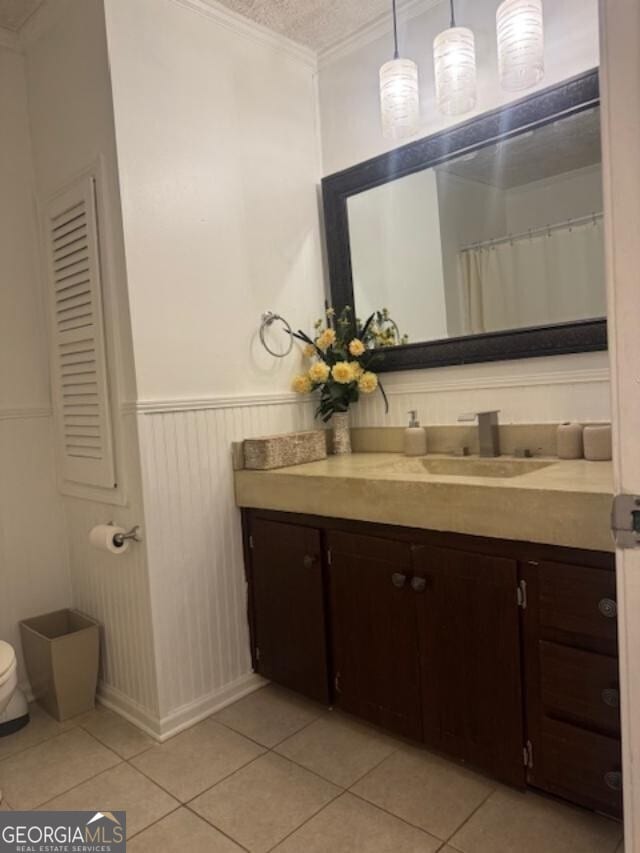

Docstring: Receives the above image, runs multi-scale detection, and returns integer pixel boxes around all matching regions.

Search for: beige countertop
[235,453,615,553]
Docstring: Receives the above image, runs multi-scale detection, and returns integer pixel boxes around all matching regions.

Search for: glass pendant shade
[433,26,477,116]
[497,0,544,92]
[379,57,420,140]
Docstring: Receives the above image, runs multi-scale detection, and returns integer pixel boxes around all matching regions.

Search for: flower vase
[332,411,352,455]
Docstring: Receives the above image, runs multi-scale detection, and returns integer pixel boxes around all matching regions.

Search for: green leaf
[378,377,390,414]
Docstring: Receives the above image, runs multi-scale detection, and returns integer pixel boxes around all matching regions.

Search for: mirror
[347,107,603,345]
[323,70,607,372]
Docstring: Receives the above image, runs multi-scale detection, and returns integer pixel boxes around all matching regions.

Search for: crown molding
[171,0,317,70]
[0,25,19,52]
[123,390,311,416]
[12,0,435,70]
[318,0,442,69]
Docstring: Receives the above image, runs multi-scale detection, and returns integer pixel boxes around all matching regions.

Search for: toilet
[0,641,29,736]
[0,641,29,805]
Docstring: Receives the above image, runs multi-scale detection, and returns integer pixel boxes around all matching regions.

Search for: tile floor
[0,686,625,852]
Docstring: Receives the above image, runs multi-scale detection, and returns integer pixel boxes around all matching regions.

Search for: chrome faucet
[457,410,501,457]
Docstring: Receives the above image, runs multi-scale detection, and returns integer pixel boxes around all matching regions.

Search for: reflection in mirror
[347,106,604,346]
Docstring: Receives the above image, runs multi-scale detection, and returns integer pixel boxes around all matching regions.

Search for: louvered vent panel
[45,176,116,489]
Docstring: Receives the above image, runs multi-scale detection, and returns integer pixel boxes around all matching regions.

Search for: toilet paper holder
[108,523,142,547]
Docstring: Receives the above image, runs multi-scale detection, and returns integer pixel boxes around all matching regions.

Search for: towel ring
[259,311,294,358]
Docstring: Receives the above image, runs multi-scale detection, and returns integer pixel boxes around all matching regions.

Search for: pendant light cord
[449,0,456,28]
[392,0,399,59]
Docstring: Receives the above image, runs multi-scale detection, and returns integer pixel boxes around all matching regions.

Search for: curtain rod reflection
[461,211,603,253]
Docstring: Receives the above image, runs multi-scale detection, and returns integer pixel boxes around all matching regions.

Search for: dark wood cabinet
[413,545,525,787]
[328,530,422,739]
[243,509,620,818]
[248,518,329,703]
[521,559,621,817]
[536,560,618,656]
[538,642,620,737]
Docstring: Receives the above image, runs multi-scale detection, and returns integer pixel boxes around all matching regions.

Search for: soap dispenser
[404,411,428,456]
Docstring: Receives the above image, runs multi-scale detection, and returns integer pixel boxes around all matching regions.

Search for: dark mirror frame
[321,69,606,373]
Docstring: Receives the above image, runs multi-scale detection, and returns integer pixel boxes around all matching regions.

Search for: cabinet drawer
[539,642,620,737]
[533,718,622,817]
[538,562,617,655]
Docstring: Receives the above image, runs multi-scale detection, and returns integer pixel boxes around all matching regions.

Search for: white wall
[0,42,71,686]
[105,0,325,403]
[103,0,325,730]
[504,164,603,233]
[317,0,609,426]
[23,0,160,723]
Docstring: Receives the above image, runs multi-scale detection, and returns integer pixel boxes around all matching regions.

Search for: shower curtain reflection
[459,217,606,334]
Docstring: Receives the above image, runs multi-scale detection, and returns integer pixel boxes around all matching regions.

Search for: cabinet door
[413,544,525,786]
[250,518,329,703]
[328,530,422,739]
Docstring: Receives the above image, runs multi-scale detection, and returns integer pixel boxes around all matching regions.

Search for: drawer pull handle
[411,577,427,593]
[391,573,407,589]
[604,771,622,791]
[602,688,620,708]
[598,598,618,619]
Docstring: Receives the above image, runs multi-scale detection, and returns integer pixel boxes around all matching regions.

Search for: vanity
[236,67,619,820]
[236,452,621,818]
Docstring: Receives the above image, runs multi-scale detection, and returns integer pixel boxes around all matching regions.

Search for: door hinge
[517,579,528,609]
[255,646,260,662]
[612,494,640,549]
[523,739,534,769]
[327,548,332,566]
[248,534,254,550]
[334,672,341,694]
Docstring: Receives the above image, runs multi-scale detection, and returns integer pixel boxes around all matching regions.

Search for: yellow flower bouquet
[290,306,404,422]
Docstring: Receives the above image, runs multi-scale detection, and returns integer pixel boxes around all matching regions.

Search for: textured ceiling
[215,0,396,51]
[0,0,401,48]
[0,0,43,31]
[439,107,602,190]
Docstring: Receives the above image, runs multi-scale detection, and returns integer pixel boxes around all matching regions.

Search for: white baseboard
[97,682,164,740]
[154,673,268,741]
[98,672,267,741]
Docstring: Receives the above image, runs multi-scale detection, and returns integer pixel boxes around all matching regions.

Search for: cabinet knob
[303,555,316,569]
[598,598,618,619]
[391,573,407,589]
[411,577,427,593]
[601,688,620,708]
[604,771,622,791]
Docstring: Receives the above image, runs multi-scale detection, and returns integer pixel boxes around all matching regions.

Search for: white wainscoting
[350,352,611,428]
[63,412,161,726]
[136,395,315,732]
[130,352,610,734]
[0,411,71,689]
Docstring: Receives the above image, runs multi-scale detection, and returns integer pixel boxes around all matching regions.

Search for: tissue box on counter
[243,430,327,470]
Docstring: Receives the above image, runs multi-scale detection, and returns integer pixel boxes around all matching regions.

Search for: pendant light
[379,0,419,140]
[497,0,544,92]
[433,0,477,116]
